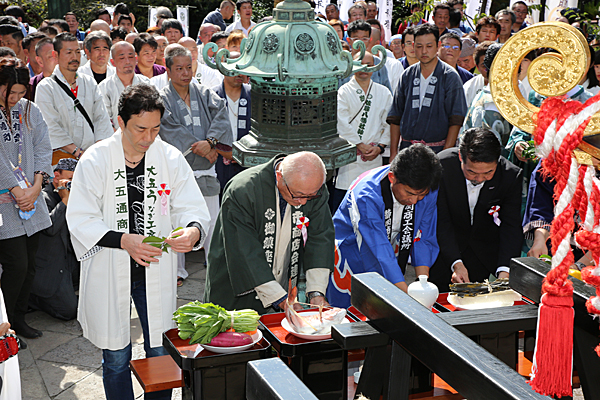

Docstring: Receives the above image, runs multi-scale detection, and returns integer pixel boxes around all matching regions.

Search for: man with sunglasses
[327,144,442,309]
[205,152,334,313]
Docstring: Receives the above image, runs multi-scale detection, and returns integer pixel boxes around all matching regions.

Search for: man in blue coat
[327,144,442,308]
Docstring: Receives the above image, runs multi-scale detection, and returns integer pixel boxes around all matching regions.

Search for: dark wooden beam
[246,358,318,400]
[351,272,551,400]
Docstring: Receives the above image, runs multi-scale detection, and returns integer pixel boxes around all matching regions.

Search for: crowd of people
[0,0,596,398]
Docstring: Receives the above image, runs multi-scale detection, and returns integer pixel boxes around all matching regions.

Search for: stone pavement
[19,250,207,399]
[18,256,585,399]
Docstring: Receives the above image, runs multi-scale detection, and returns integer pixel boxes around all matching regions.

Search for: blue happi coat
[327,165,439,308]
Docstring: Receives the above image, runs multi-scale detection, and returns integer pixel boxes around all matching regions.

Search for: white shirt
[463,74,485,108]
[150,72,169,92]
[98,73,151,129]
[385,55,404,96]
[195,61,223,88]
[225,19,256,36]
[419,73,432,109]
[390,187,405,245]
[78,62,116,81]
[226,95,239,133]
[35,65,114,151]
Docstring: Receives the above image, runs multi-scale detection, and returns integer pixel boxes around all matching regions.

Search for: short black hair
[414,23,439,43]
[38,25,58,37]
[433,3,451,17]
[110,27,128,41]
[119,83,165,125]
[449,8,462,28]
[49,19,70,33]
[22,32,47,52]
[64,12,78,21]
[96,9,110,19]
[83,30,111,53]
[366,18,382,30]
[210,31,229,43]
[4,6,25,20]
[440,31,462,48]
[390,144,442,191]
[511,1,528,10]
[53,32,78,52]
[0,48,16,58]
[236,0,253,11]
[459,127,501,164]
[156,6,173,19]
[476,16,501,35]
[411,3,423,11]
[0,16,19,27]
[347,20,371,37]
[161,19,184,35]
[0,24,24,42]
[133,33,158,54]
[402,25,417,45]
[447,0,464,6]
[35,37,53,56]
[118,14,132,25]
[114,3,130,16]
[483,42,502,71]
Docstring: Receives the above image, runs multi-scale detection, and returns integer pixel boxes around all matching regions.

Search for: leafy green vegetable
[521,140,538,162]
[142,227,184,253]
[173,301,260,345]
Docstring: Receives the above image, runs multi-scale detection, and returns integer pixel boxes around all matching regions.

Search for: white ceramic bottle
[407,275,439,310]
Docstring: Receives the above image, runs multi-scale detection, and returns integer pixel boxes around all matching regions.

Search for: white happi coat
[98,73,151,129]
[0,288,20,400]
[35,65,113,151]
[336,78,392,190]
[66,131,211,350]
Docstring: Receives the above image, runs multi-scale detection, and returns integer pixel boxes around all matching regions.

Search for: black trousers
[0,233,40,323]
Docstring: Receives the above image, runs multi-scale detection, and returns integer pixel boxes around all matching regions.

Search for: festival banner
[313,0,330,18]
[148,7,158,28]
[339,0,357,22]
[377,0,393,43]
[177,6,189,37]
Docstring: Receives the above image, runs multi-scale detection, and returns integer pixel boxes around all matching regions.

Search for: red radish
[208,332,253,347]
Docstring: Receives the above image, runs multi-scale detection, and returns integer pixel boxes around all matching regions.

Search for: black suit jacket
[31,183,78,298]
[429,149,523,290]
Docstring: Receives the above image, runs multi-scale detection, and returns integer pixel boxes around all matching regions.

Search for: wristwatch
[307,291,325,301]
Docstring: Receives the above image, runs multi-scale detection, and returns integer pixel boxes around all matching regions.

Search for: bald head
[90,19,110,35]
[125,32,138,44]
[178,36,199,62]
[111,40,135,58]
[280,152,326,186]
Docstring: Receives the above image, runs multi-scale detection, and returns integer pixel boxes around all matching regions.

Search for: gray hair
[495,9,516,24]
[83,30,112,53]
[164,44,192,69]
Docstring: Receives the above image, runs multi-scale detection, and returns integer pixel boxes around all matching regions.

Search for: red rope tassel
[529,293,574,397]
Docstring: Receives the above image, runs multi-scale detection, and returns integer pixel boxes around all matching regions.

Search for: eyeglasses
[442,44,460,50]
[514,10,528,15]
[281,174,323,200]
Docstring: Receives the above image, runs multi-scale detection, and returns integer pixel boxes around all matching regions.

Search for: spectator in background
[448,8,463,34]
[197,23,220,60]
[212,51,250,195]
[399,26,418,68]
[22,31,46,77]
[438,31,473,84]
[180,36,223,88]
[155,35,168,66]
[80,31,115,84]
[496,9,515,43]
[38,25,58,39]
[110,27,127,44]
[125,32,138,44]
[64,12,85,41]
[447,0,472,33]
[226,0,256,36]
[162,18,184,44]
[463,41,495,107]
[155,6,173,30]
[48,19,69,34]
[329,19,345,41]
[112,3,132,30]
[432,3,451,38]
[511,1,529,32]
[207,31,229,61]
[4,5,32,37]
[133,33,167,78]
[348,4,367,23]
[326,4,348,24]
[118,14,134,34]
[476,16,500,42]
[203,0,236,32]
[35,33,113,158]
[366,1,378,19]
[29,158,79,321]
[28,37,56,101]
[226,30,244,52]
[457,37,477,73]
[89,19,111,36]
[397,3,427,35]
[0,24,25,63]
[99,41,150,130]
[366,19,404,95]
[389,34,403,59]
[96,9,112,26]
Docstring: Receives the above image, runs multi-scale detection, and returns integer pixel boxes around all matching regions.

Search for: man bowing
[66,84,211,400]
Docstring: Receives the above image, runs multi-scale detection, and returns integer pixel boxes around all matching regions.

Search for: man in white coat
[99,41,150,130]
[333,51,392,211]
[35,32,113,160]
[66,83,211,400]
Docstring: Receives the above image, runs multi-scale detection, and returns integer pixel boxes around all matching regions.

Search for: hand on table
[451,262,470,283]
[121,233,162,267]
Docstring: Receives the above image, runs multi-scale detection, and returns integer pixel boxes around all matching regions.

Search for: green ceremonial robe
[204,156,334,313]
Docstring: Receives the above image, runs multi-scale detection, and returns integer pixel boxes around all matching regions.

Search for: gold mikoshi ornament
[489,21,600,164]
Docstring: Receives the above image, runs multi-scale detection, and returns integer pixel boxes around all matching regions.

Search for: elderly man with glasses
[205,152,334,313]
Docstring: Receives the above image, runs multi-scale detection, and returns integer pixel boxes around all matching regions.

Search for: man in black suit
[429,127,523,291]
[29,159,79,321]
